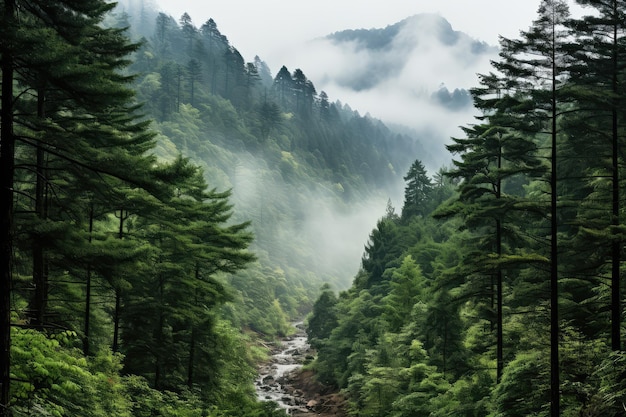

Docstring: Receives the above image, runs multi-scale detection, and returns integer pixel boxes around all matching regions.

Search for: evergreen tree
[492,1,571,413]
[307,284,338,349]
[439,69,547,381]
[154,12,173,55]
[401,159,433,220]
[257,100,282,141]
[360,216,403,291]
[0,1,16,412]
[179,12,196,56]
[186,58,202,106]
[273,65,293,108]
[1,0,151,412]
[121,157,253,394]
[567,0,626,351]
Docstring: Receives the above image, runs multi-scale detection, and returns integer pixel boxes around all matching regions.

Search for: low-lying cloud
[230,153,393,287]
[268,14,499,171]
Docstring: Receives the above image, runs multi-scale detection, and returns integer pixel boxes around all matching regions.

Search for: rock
[255,323,347,416]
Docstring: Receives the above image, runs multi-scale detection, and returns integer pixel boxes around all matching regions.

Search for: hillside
[4,1,626,417]
[106,4,438,328]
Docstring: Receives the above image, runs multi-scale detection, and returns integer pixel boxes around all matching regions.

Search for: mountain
[103,2,436,325]
[5,3,439,414]
[275,14,498,170]
[324,14,495,92]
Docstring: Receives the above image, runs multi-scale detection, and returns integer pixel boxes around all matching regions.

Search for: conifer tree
[567,0,626,351]
[0,1,16,412]
[186,58,202,106]
[273,65,293,108]
[492,2,571,414]
[440,69,546,382]
[121,157,253,393]
[179,12,196,56]
[0,1,182,412]
[401,159,433,220]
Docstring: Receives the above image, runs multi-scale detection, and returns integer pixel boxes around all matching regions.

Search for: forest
[0,0,625,416]
[0,0,421,415]
[307,1,626,416]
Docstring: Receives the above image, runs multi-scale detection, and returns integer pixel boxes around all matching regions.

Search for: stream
[254,322,311,414]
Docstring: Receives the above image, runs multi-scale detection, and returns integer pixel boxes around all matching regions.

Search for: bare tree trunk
[0,1,16,414]
[550,20,560,417]
[83,204,94,356]
[30,80,48,327]
[610,0,621,352]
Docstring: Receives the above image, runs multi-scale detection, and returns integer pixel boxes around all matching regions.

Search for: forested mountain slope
[307,1,626,416]
[5,1,625,417]
[0,1,436,416]
[108,2,434,334]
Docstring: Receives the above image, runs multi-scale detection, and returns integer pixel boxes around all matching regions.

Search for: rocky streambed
[254,323,347,416]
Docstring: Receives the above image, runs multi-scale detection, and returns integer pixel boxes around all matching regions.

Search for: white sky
[156,0,548,66]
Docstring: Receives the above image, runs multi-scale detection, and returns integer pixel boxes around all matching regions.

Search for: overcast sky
[156,0,549,66]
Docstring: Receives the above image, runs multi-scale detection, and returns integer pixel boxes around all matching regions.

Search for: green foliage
[492,350,550,417]
[307,283,338,349]
[12,328,132,417]
[10,326,285,417]
[308,3,626,414]
[6,1,626,416]
[401,159,434,220]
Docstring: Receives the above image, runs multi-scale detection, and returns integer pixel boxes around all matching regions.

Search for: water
[255,323,310,413]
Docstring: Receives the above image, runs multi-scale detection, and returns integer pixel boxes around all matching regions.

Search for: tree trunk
[113,289,121,352]
[550,22,560,417]
[610,0,621,352]
[112,209,127,352]
[0,1,16,414]
[496,138,503,383]
[30,81,48,327]
[83,204,94,356]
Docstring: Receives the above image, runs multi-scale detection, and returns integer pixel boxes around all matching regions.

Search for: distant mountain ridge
[327,14,492,53]
[319,14,497,93]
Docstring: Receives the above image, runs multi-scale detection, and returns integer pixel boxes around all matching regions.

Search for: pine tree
[273,65,293,108]
[186,58,202,106]
[1,0,141,412]
[0,1,16,412]
[439,69,547,382]
[401,159,434,220]
[567,0,626,351]
[120,157,253,393]
[492,2,572,413]
[179,12,196,56]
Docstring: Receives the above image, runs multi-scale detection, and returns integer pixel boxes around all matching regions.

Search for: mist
[115,1,499,286]
[229,153,398,287]
[268,14,499,172]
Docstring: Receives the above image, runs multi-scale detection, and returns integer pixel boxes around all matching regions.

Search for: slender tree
[0,1,16,413]
[179,12,196,56]
[568,0,626,351]
[441,69,546,382]
[186,58,202,107]
[401,159,434,220]
[493,2,571,414]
